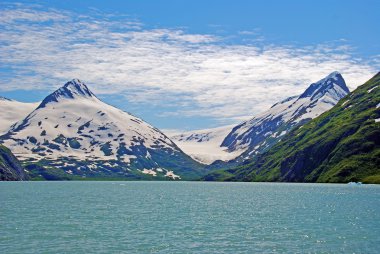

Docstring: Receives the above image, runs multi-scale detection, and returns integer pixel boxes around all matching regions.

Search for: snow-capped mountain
[0,79,203,180]
[0,97,39,134]
[221,71,349,161]
[173,72,349,165]
[170,125,242,164]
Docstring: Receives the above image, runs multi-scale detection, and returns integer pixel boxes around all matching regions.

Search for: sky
[0,0,379,133]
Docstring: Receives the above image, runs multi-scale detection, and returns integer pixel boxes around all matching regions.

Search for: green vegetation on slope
[0,144,28,181]
[205,72,380,183]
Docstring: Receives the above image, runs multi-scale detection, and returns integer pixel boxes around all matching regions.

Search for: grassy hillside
[205,72,380,183]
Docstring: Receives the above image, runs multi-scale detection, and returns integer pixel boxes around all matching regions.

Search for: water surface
[1,182,379,253]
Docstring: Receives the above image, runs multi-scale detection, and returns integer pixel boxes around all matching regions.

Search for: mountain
[220,71,349,162]
[0,97,39,134]
[170,125,242,164]
[0,144,28,181]
[204,72,380,183]
[0,79,204,180]
[173,72,349,166]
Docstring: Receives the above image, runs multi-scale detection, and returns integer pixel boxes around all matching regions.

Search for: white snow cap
[62,79,95,98]
[38,79,96,108]
[299,71,348,100]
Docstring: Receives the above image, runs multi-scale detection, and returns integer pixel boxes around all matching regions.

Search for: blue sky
[0,0,379,133]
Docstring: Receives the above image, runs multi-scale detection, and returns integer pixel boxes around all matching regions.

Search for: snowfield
[0,97,39,134]
[170,125,243,164]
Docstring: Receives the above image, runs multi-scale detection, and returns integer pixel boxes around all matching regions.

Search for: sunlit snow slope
[170,125,241,164]
[0,97,39,134]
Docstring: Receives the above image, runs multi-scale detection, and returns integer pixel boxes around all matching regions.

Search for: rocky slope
[0,144,28,181]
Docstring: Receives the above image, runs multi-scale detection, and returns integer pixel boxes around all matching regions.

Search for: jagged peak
[37,79,96,109]
[60,79,95,98]
[324,71,341,80]
[0,96,12,101]
[298,71,349,100]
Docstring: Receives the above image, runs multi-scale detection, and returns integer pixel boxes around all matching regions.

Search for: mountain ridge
[172,72,350,166]
[203,72,380,183]
[221,71,349,155]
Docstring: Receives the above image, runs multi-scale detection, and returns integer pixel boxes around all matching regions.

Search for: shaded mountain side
[203,72,380,183]
[0,144,28,181]
[21,146,204,181]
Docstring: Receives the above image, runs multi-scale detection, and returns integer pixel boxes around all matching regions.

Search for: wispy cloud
[0,3,378,127]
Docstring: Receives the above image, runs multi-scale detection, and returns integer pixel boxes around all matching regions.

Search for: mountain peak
[325,71,341,80]
[38,79,96,109]
[0,96,12,101]
[299,71,349,100]
[62,79,94,98]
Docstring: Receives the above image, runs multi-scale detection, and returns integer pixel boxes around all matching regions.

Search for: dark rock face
[0,145,28,181]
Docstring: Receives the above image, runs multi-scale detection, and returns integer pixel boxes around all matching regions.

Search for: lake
[1,182,379,253]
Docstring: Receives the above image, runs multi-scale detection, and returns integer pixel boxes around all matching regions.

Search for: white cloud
[0,3,378,127]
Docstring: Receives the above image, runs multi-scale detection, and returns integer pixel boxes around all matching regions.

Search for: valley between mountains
[1,72,379,182]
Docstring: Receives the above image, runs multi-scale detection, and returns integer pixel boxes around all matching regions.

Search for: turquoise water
[1,182,379,253]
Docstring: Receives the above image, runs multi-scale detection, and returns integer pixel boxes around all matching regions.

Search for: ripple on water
[0,182,379,253]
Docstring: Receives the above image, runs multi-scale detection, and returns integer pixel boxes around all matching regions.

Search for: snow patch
[165,170,181,180]
[141,169,157,176]
[367,86,378,93]
[341,100,349,107]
